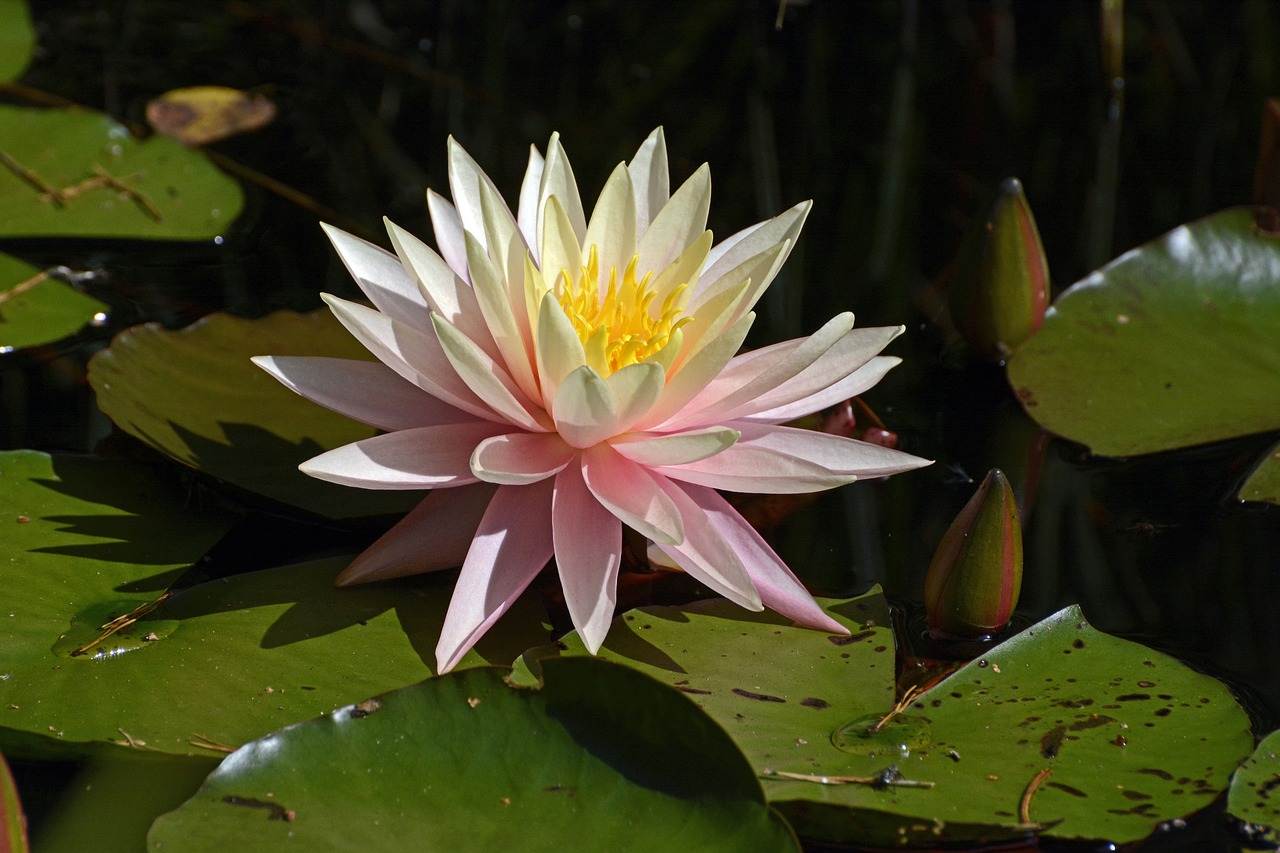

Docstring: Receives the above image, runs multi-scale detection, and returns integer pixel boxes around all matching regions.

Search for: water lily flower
[255,128,931,672]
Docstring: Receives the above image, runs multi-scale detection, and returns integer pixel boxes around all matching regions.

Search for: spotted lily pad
[0,451,546,760]
[88,309,420,519]
[0,104,241,239]
[1228,728,1280,847]
[1239,438,1280,504]
[0,252,108,351]
[0,751,28,853]
[1007,208,1280,503]
[149,659,800,852]
[515,594,1253,846]
[0,0,34,84]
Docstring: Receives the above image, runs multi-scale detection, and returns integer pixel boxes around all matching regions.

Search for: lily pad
[1238,437,1280,505]
[0,252,108,351]
[1228,728,1280,847]
[1008,208,1280,459]
[0,0,34,84]
[149,659,799,853]
[0,751,29,853]
[88,309,420,519]
[516,594,1253,846]
[0,450,547,760]
[0,104,241,239]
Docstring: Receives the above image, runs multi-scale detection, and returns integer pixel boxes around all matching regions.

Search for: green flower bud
[948,178,1050,359]
[924,468,1023,640]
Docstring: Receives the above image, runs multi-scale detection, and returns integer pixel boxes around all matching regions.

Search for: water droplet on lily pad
[51,599,178,661]
[832,713,932,758]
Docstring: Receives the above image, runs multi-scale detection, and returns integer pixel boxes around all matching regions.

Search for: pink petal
[427,189,469,283]
[679,484,846,634]
[581,443,683,546]
[321,224,432,334]
[472,432,575,485]
[335,484,497,585]
[252,356,468,432]
[743,356,902,424]
[430,314,550,433]
[300,422,509,489]
[552,461,622,653]
[651,477,762,611]
[436,480,555,672]
[611,426,739,467]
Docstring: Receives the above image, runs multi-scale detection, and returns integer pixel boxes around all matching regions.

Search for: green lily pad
[149,659,800,853]
[0,252,108,351]
[0,0,35,84]
[0,105,241,239]
[1228,728,1280,847]
[1008,208,1280,460]
[0,751,29,853]
[0,450,547,760]
[1238,438,1280,505]
[88,309,420,519]
[516,594,1253,846]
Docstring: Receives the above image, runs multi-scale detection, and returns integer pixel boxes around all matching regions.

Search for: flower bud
[924,468,1023,640]
[947,178,1049,359]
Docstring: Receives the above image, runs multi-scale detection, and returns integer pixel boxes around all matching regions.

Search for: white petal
[431,313,549,432]
[335,484,497,585]
[649,230,711,311]
[535,293,586,409]
[582,162,638,277]
[472,431,575,485]
[743,355,902,423]
[638,310,754,430]
[552,365,617,448]
[384,218,500,362]
[465,226,539,401]
[699,200,811,300]
[447,136,514,254]
[539,195,582,293]
[517,144,546,259]
[538,132,587,243]
[300,422,508,489]
[606,361,664,434]
[581,443,683,546]
[436,480,555,672]
[553,461,622,654]
[321,224,432,334]
[687,237,791,329]
[638,163,710,278]
[427,189,468,283]
[628,127,670,237]
[252,355,467,431]
[611,426,739,467]
[322,293,497,422]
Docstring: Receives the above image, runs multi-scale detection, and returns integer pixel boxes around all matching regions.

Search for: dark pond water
[5,2,1280,850]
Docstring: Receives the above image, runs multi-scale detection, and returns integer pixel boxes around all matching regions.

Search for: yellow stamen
[556,246,691,376]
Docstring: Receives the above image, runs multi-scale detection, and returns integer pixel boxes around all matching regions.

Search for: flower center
[557,245,689,376]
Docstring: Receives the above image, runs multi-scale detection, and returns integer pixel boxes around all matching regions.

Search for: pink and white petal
[637,163,710,278]
[463,233,540,401]
[637,310,754,431]
[517,144,546,259]
[384,218,501,362]
[552,462,623,654]
[472,431,575,485]
[335,483,497,586]
[321,293,498,422]
[321,224,432,334]
[582,162,638,277]
[427,189,469,283]
[680,483,846,634]
[727,423,932,476]
[300,422,508,489]
[539,195,583,293]
[649,230,711,310]
[742,356,902,424]
[665,270,752,373]
[656,439,852,494]
[538,132,587,243]
[431,313,549,432]
[477,179,535,338]
[581,444,684,546]
[436,479,555,672]
[611,426,739,467]
[552,365,618,448]
[651,476,762,611]
[698,200,811,301]
[606,361,665,434]
[688,238,791,330]
[705,325,903,425]
[628,127,670,236]
[252,355,469,431]
[662,312,854,431]
[447,136,515,255]
[535,293,587,409]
